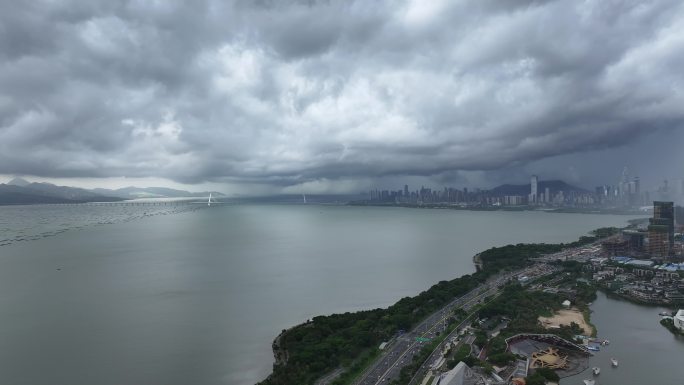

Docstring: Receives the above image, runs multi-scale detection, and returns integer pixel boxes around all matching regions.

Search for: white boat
[583,379,595,385]
[207,193,212,206]
[592,367,601,375]
[611,358,619,367]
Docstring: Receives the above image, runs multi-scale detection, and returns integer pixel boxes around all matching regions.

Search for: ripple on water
[0,204,202,248]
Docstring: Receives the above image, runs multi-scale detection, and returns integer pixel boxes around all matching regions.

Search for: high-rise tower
[648,201,674,256]
[530,175,538,204]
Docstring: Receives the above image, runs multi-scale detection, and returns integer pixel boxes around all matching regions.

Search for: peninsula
[259,228,623,385]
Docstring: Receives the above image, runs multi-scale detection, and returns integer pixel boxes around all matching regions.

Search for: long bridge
[83,201,200,206]
[44,199,214,207]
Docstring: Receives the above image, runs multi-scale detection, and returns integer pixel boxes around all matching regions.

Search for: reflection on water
[0,203,203,246]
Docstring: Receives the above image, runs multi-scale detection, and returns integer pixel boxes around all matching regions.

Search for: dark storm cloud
[1,0,683,187]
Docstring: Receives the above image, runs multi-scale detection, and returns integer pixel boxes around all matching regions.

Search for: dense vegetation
[526,367,560,385]
[259,229,609,385]
[479,284,564,335]
[660,318,684,336]
[447,345,475,368]
[476,243,563,272]
[475,227,618,273]
[478,275,596,343]
[260,274,484,385]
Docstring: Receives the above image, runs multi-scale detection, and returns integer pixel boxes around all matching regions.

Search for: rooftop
[625,259,654,267]
[436,362,483,385]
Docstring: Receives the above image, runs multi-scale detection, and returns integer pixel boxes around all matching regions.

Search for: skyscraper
[544,187,550,204]
[620,167,629,196]
[675,206,684,227]
[648,201,674,256]
[530,175,538,204]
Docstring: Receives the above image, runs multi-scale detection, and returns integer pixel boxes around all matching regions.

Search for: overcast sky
[1,0,683,194]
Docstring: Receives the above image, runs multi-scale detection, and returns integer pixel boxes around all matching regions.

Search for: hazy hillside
[92,187,226,199]
[0,179,122,205]
[488,180,589,196]
[0,177,228,205]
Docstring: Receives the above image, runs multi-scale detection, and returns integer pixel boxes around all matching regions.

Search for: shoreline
[259,227,621,384]
[347,201,646,216]
[599,287,684,308]
[583,307,598,338]
[560,290,684,384]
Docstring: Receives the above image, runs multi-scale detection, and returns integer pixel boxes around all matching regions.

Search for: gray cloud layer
[1,0,683,187]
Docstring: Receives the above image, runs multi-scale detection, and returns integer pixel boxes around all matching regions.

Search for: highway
[354,274,508,385]
[353,265,557,385]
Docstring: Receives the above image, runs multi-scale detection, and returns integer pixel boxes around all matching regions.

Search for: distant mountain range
[488,180,589,196]
[91,186,226,199]
[0,177,225,205]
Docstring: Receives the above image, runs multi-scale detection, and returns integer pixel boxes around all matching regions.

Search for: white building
[675,310,684,331]
[436,362,482,385]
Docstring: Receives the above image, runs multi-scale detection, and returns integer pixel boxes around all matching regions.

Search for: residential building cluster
[530,205,684,305]
[586,257,684,305]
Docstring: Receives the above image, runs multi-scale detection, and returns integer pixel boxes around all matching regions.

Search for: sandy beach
[538,308,593,335]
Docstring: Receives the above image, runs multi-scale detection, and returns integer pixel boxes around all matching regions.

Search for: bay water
[0,204,639,385]
[560,291,684,385]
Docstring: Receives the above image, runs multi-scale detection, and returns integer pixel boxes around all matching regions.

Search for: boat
[592,367,601,375]
[207,193,212,206]
[587,344,600,351]
[659,311,671,316]
[611,358,619,367]
[583,379,595,385]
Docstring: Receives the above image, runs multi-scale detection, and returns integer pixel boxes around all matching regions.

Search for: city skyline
[365,168,684,207]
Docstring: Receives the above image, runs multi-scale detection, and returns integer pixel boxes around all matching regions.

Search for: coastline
[582,307,598,338]
[659,318,684,336]
[272,328,291,367]
[347,201,645,216]
[259,228,618,385]
[559,291,684,384]
[473,253,483,272]
[599,287,683,308]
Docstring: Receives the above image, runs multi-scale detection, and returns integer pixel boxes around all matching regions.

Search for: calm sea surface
[0,204,640,385]
[560,291,684,385]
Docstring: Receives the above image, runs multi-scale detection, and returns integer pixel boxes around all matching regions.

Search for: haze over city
[2,0,684,195]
